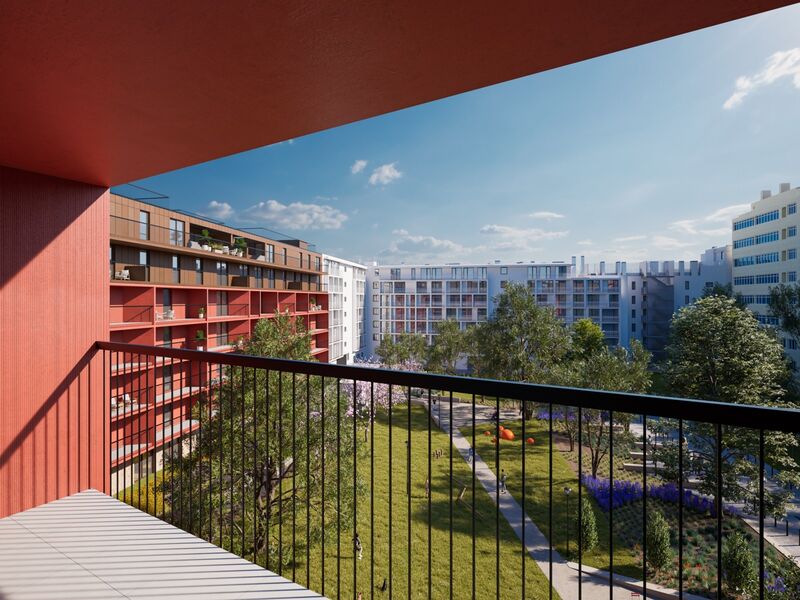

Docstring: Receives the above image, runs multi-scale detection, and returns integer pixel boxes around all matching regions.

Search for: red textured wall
[0,166,109,518]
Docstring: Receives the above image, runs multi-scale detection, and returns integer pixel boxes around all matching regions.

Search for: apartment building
[365,248,731,362]
[323,254,367,364]
[364,260,629,358]
[732,182,800,363]
[109,193,329,487]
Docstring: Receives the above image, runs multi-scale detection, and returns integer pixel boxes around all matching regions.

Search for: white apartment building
[731,182,800,363]
[365,248,732,362]
[323,254,367,364]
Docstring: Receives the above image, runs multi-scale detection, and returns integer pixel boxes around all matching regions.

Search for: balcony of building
[8,341,800,600]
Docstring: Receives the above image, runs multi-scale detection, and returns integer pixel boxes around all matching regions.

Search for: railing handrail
[96,340,800,432]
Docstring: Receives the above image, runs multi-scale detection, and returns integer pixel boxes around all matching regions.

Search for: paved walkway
[426,397,702,600]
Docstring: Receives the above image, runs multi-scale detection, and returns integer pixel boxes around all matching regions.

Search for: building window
[162,288,172,309]
[195,259,203,284]
[791,272,798,283]
[500,280,507,288]
[266,244,275,263]
[500,267,508,275]
[790,203,797,216]
[631,309,636,318]
[631,281,636,290]
[790,226,798,238]
[172,255,180,283]
[161,327,172,348]
[684,281,690,290]
[685,295,690,305]
[390,268,401,280]
[216,261,228,286]
[631,296,636,304]
[139,210,149,240]
[283,248,288,265]
[138,250,149,266]
[169,218,184,246]
[631,323,636,332]
[315,257,321,271]
[790,249,798,260]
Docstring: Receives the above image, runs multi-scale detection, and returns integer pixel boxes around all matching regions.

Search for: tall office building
[323,254,367,364]
[365,249,731,362]
[109,193,328,487]
[732,183,800,363]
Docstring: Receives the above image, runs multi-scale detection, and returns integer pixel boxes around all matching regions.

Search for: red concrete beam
[0,1,793,186]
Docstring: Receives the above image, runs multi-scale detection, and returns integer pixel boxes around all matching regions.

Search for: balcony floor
[0,489,323,599]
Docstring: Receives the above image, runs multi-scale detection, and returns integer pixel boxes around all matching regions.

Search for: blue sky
[123,4,800,266]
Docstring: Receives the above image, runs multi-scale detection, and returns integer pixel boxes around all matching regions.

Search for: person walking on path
[499,470,507,495]
[354,532,363,560]
[467,447,474,464]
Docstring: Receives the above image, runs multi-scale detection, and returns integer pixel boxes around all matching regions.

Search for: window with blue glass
[789,203,797,215]
[790,226,797,237]
[789,249,797,260]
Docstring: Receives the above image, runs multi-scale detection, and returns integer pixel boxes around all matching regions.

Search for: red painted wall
[0,166,109,518]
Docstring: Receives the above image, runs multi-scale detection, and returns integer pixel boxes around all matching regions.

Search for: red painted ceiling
[0,1,794,186]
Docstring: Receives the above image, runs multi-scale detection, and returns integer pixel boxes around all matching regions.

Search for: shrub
[646,509,672,573]
[722,533,756,598]
[580,496,599,552]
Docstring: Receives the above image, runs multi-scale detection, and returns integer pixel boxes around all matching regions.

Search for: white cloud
[529,211,565,220]
[351,160,367,174]
[613,235,647,243]
[652,235,696,251]
[382,229,464,258]
[723,48,800,109]
[669,203,750,236]
[369,163,403,185]
[577,239,594,246]
[205,200,234,220]
[240,199,348,230]
[479,224,568,253]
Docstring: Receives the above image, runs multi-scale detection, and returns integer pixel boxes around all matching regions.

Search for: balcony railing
[111,214,323,272]
[98,341,800,600]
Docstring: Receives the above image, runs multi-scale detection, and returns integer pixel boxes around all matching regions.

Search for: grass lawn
[118,405,557,600]
[464,418,641,580]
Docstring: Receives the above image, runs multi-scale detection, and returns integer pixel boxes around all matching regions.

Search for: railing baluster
[759,428,765,600]
[218,362,223,549]
[354,378,358,599]
[292,372,297,582]
[427,389,432,600]
[337,378,341,599]
[678,418,684,599]
[522,398,527,600]
[389,384,393,600]
[716,422,722,599]
[370,381,375,600]
[472,392,476,600]
[407,385,412,600]
[449,390,453,600]
[495,395,500,600]
[241,365,246,559]
[579,405,583,599]
[254,367,259,565]
[549,401,553,600]
[278,371,283,574]
[642,414,647,599]
[609,408,614,599]
[308,374,313,589]
[229,358,235,552]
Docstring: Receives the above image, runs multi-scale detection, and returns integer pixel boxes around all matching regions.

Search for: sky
[121,4,800,267]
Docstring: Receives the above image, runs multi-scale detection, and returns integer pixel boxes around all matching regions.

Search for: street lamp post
[564,486,573,555]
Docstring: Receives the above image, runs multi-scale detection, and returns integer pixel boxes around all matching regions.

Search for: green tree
[375,335,400,366]
[579,496,599,552]
[163,315,358,568]
[471,282,570,416]
[768,283,800,344]
[395,332,427,365]
[659,296,798,516]
[570,319,606,359]
[645,509,672,573]
[553,342,651,476]
[703,281,747,308]
[722,532,756,598]
[426,319,466,375]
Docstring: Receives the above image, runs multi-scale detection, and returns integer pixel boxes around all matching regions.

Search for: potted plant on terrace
[233,237,247,257]
[199,229,212,251]
[197,306,206,319]
[211,241,223,254]
[195,329,206,351]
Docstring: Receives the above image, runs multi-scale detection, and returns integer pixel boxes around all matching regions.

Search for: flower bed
[582,475,721,516]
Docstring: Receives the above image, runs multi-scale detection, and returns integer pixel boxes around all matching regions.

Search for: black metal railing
[99,340,800,600]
